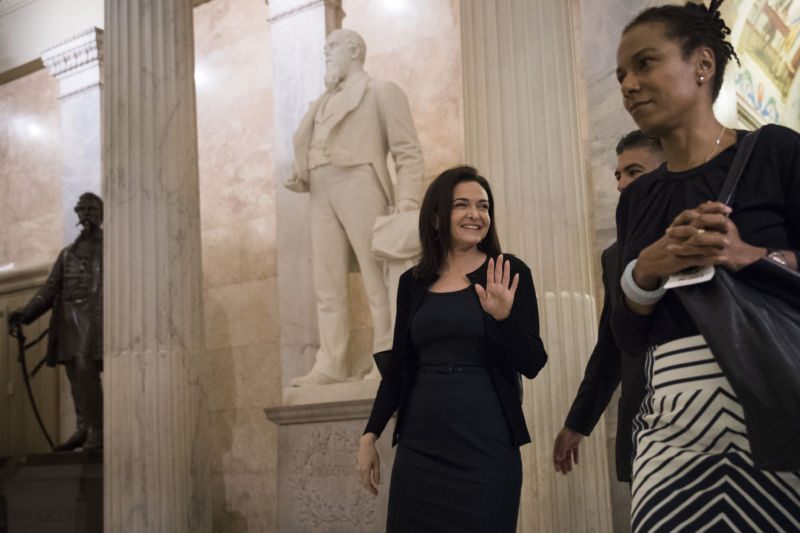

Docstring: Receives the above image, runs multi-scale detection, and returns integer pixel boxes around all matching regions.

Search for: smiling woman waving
[357,166,548,532]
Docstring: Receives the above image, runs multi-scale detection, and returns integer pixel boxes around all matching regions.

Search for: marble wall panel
[193,0,272,58]
[0,67,62,269]
[210,470,277,533]
[205,341,281,412]
[209,407,276,477]
[201,215,277,290]
[5,212,61,268]
[195,0,274,236]
[208,407,279,532]
[193,0,279,531]
[342,0,465,182]
[204,277,280,351]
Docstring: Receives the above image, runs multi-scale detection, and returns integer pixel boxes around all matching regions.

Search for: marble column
[461,1,613,532]
[41,27,103,245]
[103,0,211,531]
[270,0,344,391]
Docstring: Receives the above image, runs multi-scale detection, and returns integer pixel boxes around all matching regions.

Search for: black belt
[417,364,488,374]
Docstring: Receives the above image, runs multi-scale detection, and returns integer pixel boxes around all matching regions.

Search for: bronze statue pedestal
[2,451,102,533]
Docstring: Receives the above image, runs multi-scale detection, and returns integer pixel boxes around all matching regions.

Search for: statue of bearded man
[285,29,425,386]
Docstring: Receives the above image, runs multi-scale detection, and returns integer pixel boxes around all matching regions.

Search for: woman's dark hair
[414,166,501,279]
[624,0,739,102]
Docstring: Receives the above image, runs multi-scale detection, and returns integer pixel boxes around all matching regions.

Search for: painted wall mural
[740,0,800,96]
[735,68,781,122]
[733,0,800,128]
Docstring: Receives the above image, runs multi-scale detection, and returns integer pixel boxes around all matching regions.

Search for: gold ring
[697,228,705,235]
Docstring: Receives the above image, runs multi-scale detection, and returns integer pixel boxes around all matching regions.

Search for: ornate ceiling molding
[41,27,103,99]
[41,27,103,78]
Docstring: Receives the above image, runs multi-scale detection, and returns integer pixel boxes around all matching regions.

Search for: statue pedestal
[2,451,102,533]
[282,379,379,406]
[265,399,395,532]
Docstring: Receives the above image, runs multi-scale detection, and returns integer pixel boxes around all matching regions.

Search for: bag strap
[717,128,761,206]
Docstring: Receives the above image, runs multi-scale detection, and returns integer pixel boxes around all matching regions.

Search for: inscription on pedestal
[267,399,395,533]
[290,426,377,528]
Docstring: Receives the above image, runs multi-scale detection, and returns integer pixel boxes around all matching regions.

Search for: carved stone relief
[289,426,378,529]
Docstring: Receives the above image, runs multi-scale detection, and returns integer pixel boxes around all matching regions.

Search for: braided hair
[624,0,739,102]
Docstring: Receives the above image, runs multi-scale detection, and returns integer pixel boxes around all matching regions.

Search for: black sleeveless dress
[386,286,521,532]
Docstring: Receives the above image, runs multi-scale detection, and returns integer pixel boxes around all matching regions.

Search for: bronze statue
[8,192,103,451]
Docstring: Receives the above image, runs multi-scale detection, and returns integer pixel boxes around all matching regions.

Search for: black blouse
[612,125,800,357]
[410,287,488,366]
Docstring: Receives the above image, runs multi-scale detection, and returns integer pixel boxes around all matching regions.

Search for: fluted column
[41,27,104,245]
[103,1,211,531]
[461,1,613,531]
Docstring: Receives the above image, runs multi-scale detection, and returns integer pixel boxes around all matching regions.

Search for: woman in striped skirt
[613,1,800,531]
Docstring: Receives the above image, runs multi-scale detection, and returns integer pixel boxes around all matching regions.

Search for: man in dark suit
[553,131,663,482]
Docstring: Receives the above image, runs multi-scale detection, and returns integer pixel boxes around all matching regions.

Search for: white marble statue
[286,29,424,386]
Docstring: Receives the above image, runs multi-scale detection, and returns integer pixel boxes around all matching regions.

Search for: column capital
[41,27,103,99]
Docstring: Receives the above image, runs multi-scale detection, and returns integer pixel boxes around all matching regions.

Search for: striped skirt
[631,335,800,532]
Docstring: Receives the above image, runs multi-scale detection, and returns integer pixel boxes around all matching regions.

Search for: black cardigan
[364,253,548,447]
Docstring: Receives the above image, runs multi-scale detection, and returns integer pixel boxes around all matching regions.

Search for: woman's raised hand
[357,433,381,495]
[475,254,519,321]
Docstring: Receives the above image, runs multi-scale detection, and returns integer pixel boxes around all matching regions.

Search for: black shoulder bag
[675,129,800,472]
